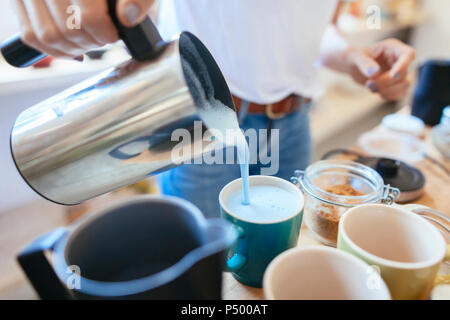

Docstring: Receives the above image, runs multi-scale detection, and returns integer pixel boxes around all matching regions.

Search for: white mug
[263,246,391,300]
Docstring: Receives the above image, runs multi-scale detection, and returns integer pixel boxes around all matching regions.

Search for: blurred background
[0,0,449,298]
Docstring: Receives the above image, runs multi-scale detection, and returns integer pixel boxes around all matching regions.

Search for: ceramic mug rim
[339,203,447,270]
[263,246,391,300]
[219,175,304,225]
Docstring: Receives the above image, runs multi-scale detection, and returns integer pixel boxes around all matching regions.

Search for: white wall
[0,1,19,43]
[0,76,92,212]
[411,0,450,62]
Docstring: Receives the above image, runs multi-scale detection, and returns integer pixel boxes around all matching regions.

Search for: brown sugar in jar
[305,184,364,245]
[324,184,365,197]
[295,160,398,247]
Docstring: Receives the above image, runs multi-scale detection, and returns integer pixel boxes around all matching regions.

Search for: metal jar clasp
[381,185,400,205]
[290,170,305,189]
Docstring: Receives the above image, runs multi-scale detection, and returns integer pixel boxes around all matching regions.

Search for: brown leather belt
[233,94,311,120]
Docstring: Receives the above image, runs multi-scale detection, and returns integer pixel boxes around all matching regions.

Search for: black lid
[357,157,425,192]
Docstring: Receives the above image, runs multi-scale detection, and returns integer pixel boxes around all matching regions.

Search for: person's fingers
[117,0,155,27]
[351,71,368,86]
[45,0,103,51]
[15,0,71,58]
[24,0,86,57]
[390,68,408,81]
[349,48,381,79]
[73,0,118,45]
[389,47,416,79]
[366,38,416,81]
[378,80,410,101]
[365,70,407,93]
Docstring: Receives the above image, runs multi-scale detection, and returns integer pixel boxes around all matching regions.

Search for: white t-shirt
[158,0,337,104]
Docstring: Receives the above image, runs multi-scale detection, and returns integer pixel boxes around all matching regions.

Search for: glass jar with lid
[291,160,400,246]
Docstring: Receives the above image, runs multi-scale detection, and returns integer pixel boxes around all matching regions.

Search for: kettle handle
[0,0,163,68]
[17,228,71,300]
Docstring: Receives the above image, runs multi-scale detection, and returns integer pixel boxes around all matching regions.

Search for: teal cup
[219,175,304,287]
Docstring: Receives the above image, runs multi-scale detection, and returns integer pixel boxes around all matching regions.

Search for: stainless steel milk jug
[2,1,235,205]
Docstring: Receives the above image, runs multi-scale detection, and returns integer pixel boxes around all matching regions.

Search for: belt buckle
[265,104,285,120]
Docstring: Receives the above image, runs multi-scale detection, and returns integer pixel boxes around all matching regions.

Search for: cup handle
[434,245,450,286]
[227,254,247,271]
[17,228,71,300]
[225,225,247,272]
[396,204,450,241]
[396,204,450,287]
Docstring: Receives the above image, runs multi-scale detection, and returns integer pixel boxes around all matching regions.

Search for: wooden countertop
[222,111,450,300]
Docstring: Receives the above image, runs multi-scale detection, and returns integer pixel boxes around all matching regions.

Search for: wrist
[319,25,351,73]
[343,46,362,73]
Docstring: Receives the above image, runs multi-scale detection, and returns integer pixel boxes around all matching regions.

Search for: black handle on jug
[1,0,163,68]
[17,228,72,300]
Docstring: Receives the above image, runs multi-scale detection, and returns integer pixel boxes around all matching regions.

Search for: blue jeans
[158,103,312,218]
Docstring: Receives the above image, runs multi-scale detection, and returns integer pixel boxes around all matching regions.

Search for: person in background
[12,0,415,217]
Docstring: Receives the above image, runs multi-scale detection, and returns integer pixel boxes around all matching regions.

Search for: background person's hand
[348,38,416,101]
[13,0,155,59]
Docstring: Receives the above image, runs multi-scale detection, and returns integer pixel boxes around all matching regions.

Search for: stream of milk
[183,59,250,205]
[198,101,250,205]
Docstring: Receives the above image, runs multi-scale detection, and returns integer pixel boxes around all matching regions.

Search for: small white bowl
[382,114,425,137]
[358,130,426,163]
